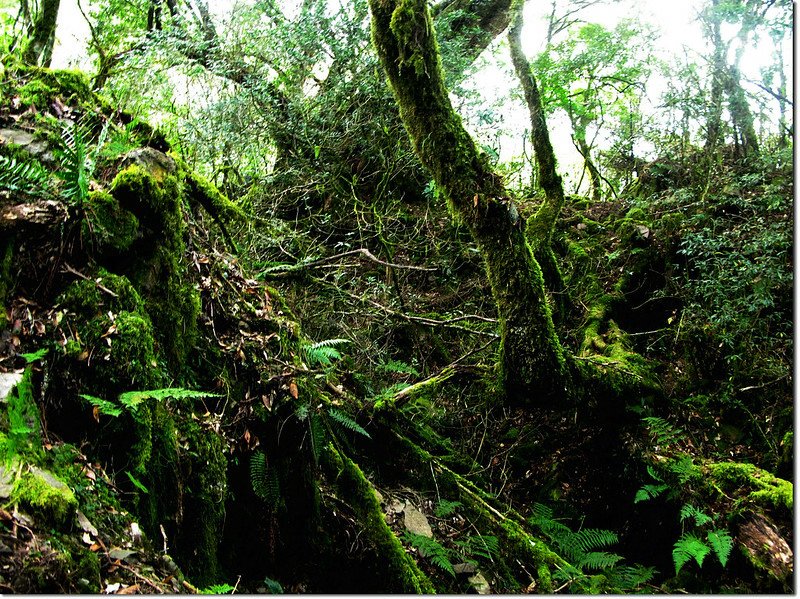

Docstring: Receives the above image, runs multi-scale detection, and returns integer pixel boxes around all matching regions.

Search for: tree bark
[369,0,568,406]
[22,0,61,67]
[508,0,567,316]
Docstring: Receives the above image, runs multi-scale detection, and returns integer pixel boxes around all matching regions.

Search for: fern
[634,483,668,503]
[673,533,711,573]
[250,451,280,506]
[301,338,350,368]
[20,348,48,363]
[308,410,327,463]
[603,565,656,591]
[53,119,108,205]
[327,407,370,439]
[0,155,52,198]
[680,504,712,527]
[578,551,624,571]
[402,532,455,576]
[706,529,734,567]
[454,534,499,562]
[200,583,235,594]
[643,416,685,447]
[434,499,462,518]
[79,394,123,417]
[376,359,419,377]
[117,387,220,414]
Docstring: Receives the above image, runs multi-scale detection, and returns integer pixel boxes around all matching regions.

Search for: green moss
[83,190,139,256]
[184,170,245,224]
[12,467,77,527]
[321,444,434,593]
[16,79,57,107]
[5,368,42,456]
[109,166,199,368]
[174,419,227,586]
[707,462,792,512]
[9,65,94,107]
[59,268,146,317]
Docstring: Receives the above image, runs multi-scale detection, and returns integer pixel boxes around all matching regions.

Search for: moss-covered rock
[83,190,139,256]
[12,466,77,527]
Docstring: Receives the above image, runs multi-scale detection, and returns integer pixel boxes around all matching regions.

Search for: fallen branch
[62,264,119,298]
[262,248,436,276]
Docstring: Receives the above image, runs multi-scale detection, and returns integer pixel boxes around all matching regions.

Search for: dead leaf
[92,406,100,423]
[82,532,93,545]
[261,395,272,411]
[473,194,479,207]
[288,381,299,399]
[105,583,121,594]
[117,584,140,595]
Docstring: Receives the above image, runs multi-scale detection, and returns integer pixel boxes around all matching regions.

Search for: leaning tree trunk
[724,65,759,158]
[369,0,568,406]
[22,0,60,67]
[508,0,567,319]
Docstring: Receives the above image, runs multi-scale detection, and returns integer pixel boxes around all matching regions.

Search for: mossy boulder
[12,466,77,527]
[706,461,792,514]
[83,190,139,257]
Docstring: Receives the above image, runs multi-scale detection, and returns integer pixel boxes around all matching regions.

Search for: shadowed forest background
[0,0,793,593]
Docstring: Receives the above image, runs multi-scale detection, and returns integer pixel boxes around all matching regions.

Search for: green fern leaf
[679,504,712,527]
[402,532,455,576]
[250,451,280,506]
[376,359,419,376]
[328,407,370,439]
[79,394,123,417]
[302,338,350,367]
[117,388,220,414]
[0,155,52,198]
[435,499,462,518]
[706,529,734,567]
[643,416,684,446]
[578,551,624,571]
[604,565,656,591]
[634,483,668,503]
[673,533,710,573]
[309,411,327,463]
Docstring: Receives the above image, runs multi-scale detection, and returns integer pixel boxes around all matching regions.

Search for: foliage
[0,155,52,199]
[402,531,456,577]
[80,388,219,418]
[249,451,280,506]
[53,119,108,205]
[301,338,350,369]
[200,583,235,594]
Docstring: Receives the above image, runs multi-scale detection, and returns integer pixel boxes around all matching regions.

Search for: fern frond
[327,407,370,439]
[435,499,462,518]
[680,504,712,527]
[403,532,455,577]
[706,529,733,567]
[571,528,619,553]
[634,483,668,503]
[117,387,220,413]
[376,359,419,376]
[309,411,327,463]
[302,338,350,367]
[673,533,710,573]
[79,394,123,417]
[578,551,624,571]
[604,565,656,590]
[0,155,52,198]
[455,534,499,561]
[643,416,684,447]
[250,451,280,506]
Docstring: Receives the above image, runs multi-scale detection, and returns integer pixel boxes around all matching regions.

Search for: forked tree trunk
[369,0,568,406]
[22,0,60,67]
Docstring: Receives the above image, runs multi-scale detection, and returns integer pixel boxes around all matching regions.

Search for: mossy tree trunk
[508,0,567,316]
[22,0,60,67]
[369,0,568,406]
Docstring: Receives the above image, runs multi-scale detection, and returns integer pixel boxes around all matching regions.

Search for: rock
[388,499,406,514]
[76,509,98,536]
[403,504,433,538]
[468,572,492,594]
[0,372,23,403]
[108,548,138,563]
[0,462,17,499]
[453,562,477,575]
[121,148,176,182]
[0,128,54,164]
[739,513,792,581]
